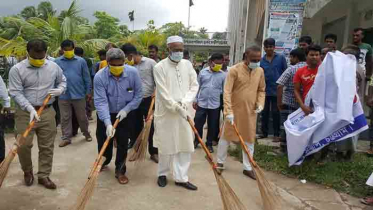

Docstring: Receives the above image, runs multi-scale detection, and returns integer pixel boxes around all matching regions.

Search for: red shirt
[293,65,319,101]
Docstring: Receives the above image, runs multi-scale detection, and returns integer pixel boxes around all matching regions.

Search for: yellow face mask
[125,58,135,66]
[29,56,46,68]
[212,64,223,72]
[64,50,75,59]
[110,65,124,76]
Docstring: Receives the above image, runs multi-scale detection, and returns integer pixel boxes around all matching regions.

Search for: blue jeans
[261,96,281,137]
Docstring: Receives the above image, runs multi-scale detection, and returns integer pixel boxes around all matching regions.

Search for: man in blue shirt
[259,38,287,141]
[193,53,226,153]
[55,40,92,147]
[94,48,143,184]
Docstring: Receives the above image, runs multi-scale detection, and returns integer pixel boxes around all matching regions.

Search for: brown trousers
[16,107,56,178]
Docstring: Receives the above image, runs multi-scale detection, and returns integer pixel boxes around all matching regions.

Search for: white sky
[0,0,229,33]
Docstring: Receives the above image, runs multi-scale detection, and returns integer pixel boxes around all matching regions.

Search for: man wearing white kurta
[153,36,199,191]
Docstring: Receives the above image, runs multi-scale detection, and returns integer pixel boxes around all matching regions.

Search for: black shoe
[175,182,198,191]
[243,170,256,180]
[207,146,214,153]
[194,141,199,149]
[157,176,167,187]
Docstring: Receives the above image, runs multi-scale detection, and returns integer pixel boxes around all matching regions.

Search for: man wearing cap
[153,36,199,190]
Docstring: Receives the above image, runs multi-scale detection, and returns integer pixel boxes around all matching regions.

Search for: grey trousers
[59,99,90,142]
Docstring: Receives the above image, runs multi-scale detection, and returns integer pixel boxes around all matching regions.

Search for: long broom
[128,96,155,163]
[0,94,52,188]
[187,117,246,210]
[70,157,105,210]
[232,123,285,210]
[88,119,120,179]
[72,119,120,210]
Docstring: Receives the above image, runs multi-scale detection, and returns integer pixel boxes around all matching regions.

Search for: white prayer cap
[167,36,184,45]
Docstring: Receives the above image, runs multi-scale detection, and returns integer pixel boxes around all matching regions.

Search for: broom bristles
[128,118,151,163]
[71,159,104,210]
[253,166,285,210]
[0,146,18,188]
[213,169,247,210]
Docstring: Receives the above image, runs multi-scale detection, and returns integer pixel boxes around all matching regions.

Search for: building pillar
[343,0,358,45]
[189,51,194,63]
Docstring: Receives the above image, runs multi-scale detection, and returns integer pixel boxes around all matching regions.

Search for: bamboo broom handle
[145,96,155,121]
[20,95,52,139]
[218,121,225,139]
[232,124,257,168]
[187,117,215,167]
[88,119,120,178]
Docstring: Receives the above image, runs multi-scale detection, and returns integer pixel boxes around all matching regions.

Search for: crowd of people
[0,27,372,206]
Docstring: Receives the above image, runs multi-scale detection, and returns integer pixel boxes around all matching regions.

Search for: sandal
[115,173,129,185]
[361,197,373,206]
[367,149,373,157]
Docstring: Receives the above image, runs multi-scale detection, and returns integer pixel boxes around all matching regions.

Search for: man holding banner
[285,50,368,166]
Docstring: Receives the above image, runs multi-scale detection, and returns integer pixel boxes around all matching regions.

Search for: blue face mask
[249,62,260,69]
[170,52,183,62]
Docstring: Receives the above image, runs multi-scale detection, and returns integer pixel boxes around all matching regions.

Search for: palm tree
[0,1,108,57]
[20,6,38,20]
[199,27,208,34]
[37,1,56,21]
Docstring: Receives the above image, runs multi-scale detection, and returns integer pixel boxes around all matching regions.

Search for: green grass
[228,144,373,197]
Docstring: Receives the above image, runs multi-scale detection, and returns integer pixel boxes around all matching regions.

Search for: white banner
[367,173,373,186]
[285,52,369,166]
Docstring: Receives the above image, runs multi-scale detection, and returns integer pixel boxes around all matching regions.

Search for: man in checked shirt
[276,48,307,153]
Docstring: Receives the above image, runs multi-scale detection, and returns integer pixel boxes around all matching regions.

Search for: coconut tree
[37,1,56,21]
[0,0,108,58]
[20,6,38,20]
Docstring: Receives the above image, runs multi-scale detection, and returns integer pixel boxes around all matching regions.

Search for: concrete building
[227,0,266,64]
[227,0,373,64]
[303,0,373,48]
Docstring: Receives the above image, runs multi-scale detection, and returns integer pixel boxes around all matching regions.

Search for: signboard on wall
[265,0,307,57]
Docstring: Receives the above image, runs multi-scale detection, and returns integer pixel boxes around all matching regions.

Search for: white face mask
[170,52,183,62]
[249,62,260,69]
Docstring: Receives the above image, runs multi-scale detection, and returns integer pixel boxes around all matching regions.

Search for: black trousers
[0,111,7,163]
[96,113,129,174]
[129,97,158,155]
[0,127,4,163]
[261,96,281,137]
[194,106,220,146]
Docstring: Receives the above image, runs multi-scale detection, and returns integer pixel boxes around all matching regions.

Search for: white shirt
[153,58,199,155]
